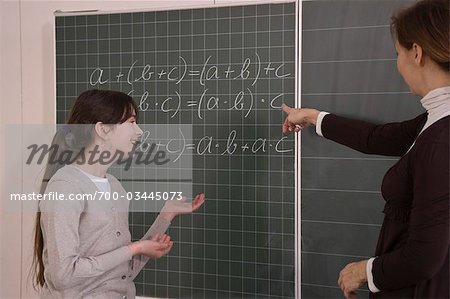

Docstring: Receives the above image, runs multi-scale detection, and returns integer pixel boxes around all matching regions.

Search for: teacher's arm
[282,104,427,157]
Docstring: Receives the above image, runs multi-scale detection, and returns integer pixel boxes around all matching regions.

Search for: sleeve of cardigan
[130,215,171,279]
[321,113,427,157]
[40,180,133,291]
[371,138,450,290]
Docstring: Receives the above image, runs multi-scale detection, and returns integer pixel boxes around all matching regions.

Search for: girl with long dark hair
[32,89,205,298]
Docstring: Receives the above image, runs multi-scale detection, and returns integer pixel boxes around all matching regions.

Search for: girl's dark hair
[391,0,450,72]
[31,89,137,289]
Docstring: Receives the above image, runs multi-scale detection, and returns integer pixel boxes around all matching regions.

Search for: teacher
[282,0,449,298]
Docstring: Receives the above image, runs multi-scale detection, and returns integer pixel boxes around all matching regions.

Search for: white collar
[420,86,450,112]
[405,86,450,154]
[70,165,108,182]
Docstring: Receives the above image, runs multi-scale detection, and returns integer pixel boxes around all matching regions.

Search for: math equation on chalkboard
[88,53,291,120]
[55,3,297,298]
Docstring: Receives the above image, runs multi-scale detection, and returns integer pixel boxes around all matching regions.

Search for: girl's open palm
[135,234,173,259]
[160,193,206,221]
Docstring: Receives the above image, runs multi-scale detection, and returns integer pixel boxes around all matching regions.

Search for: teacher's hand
[338,259,368,299]
[281,104,320,133]
[160,193,206,222]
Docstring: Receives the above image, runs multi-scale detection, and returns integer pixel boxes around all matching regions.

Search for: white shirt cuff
[367,257,381,293]
[315,111,330,137]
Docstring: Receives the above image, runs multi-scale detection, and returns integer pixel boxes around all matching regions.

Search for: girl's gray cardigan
[39,165,171,299]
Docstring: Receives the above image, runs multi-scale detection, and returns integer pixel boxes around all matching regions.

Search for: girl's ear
[94,122,110,140]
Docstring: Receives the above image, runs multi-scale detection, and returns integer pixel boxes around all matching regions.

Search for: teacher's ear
[412,43,424,66]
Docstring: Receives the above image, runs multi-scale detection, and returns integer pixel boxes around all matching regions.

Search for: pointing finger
[281,103,292,113]
[283,117,295,133]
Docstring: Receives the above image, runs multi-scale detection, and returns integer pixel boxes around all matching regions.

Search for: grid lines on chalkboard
[55,2,296,299]
[300,1,418,298]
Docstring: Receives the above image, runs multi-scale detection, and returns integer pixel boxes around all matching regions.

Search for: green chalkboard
[55,2,296,298]
[301,1,419,298]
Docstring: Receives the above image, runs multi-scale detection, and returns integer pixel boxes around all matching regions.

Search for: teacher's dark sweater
[321,113,449,298]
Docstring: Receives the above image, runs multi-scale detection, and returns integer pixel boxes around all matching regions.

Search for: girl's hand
[159,193,206,222]
[128,234,173,259]
[281,104,320,133]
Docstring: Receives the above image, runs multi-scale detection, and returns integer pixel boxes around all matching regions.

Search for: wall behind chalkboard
[55,2,297,298]
[301,1,419,298]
